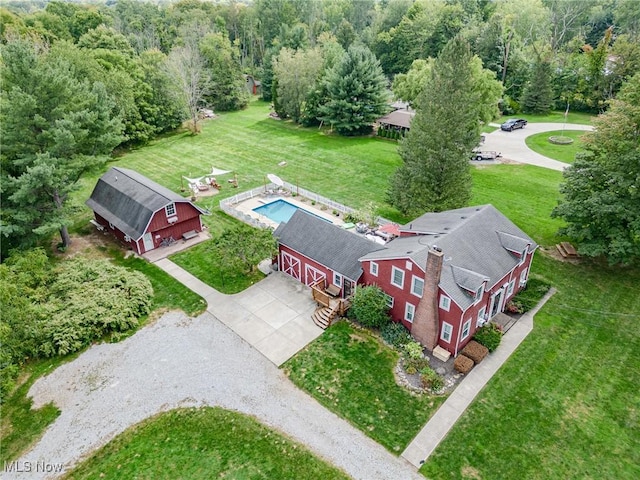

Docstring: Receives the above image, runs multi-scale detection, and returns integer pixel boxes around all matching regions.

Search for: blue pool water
[253,199,332,224]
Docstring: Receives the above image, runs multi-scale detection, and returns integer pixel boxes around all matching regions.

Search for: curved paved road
[483,122,593,171]
[7,311,422,480]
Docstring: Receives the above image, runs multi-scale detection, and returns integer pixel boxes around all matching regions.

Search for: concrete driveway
[483,122,593,171]
[155,259,323,366]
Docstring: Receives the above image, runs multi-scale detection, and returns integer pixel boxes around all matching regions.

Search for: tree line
[1,0,639,263]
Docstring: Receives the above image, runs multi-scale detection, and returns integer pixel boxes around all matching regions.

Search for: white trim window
[477,306,487,327]
[405,260,412,271]
[441,322,453,343]
[384,294,394,308]
[391,266,404,289]
[370,262,378,277]
[474,284,484,304]
[520,268,529,286]
[333,272,342,287]
[405,302,415,323]
[507,280,515,297]
[461,319,471,340]
[439,295,451,312]
[124,235,131,242]
[108,222,114,229]
[411,275,424,298]
[165,203,176,218]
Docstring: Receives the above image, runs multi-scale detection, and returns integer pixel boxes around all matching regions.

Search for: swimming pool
[253,199,332,224]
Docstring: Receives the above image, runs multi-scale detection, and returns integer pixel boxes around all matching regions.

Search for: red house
[275,205,537,357]
[86,167,209,255]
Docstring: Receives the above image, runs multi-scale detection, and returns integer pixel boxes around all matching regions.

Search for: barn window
[405,302,415,323]
[370,262,378,277]
[411,276,424,297]
[440,322,453,342]
[461,319,471,340]
[384,294,394,308]
[439,295,451,312]
[165,203,176,218]
[391,266,404,289]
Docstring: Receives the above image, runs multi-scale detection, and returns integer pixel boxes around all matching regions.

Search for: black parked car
[500,118,527,131]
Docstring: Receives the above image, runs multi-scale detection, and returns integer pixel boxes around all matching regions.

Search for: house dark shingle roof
[86,167,207,240]
[360,205,537,309]
[274,210,386,281]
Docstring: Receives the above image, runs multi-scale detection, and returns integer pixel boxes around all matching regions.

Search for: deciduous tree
[552,72,640,264]
[272,47,323,123]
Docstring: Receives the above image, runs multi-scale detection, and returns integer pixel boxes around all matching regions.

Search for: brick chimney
[411,246,444,350]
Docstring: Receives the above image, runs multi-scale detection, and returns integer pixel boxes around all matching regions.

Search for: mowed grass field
[64,408,350,480]
[525,130,588,164]
[65,102,639,477]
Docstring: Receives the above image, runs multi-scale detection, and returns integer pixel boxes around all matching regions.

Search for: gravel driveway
[7,311,422,480]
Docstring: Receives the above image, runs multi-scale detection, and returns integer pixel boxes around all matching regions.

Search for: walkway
[483,123,593,171]
[402,288,557,467]
[155,258,324,366]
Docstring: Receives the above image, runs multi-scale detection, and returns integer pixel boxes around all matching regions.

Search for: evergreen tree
[388,36,481,215]
[319,44,388,136]
[1,37,123,253]
[521,58,554,114]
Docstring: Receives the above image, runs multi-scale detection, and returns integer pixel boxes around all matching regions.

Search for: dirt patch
[461,465,482,479]
[51,231,122,260]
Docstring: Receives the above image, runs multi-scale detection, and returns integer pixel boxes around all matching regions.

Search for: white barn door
[281,252,301,281]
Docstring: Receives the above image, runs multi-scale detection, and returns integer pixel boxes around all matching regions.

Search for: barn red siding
[279,244,347,291]
[94,213,140,254]
[360,258,427,332]
[147,201,201,233]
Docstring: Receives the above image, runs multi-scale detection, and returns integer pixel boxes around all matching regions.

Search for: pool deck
[234,195,346,229]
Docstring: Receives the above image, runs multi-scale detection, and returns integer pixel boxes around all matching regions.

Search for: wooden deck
[310,279,351,329]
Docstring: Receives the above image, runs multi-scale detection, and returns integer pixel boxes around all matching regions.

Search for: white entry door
[305,265,325,286]
[281,252,301,281]
[142,232,155,252]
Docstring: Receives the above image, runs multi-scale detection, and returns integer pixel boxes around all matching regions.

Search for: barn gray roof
[360,205,537,309]
[274,210,386,281]
[86,167,207,240]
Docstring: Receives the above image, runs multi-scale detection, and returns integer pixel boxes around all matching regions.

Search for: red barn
[86,167,209,255]
[275,205,537,357]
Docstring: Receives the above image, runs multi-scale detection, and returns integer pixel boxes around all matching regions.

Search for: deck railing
[311,279,351,315]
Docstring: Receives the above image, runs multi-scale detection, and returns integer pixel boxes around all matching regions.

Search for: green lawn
[525,130,588,164]
[1,357,69,464]
[283,321,445,453]
[421,254,640,479]
[500,110,594,125]
[64,407,350,480]
[71,101,404,229]
[470,164,564,247]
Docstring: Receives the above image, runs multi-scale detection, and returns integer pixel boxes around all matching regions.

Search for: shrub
[511,277,551,312]
[454,354,474,374]
[460,340,489,364]
[404,356,429,374]
[473,323,502,352]
[349,285,390,328]
[404,341,424,360]
[380,322,411,349]
[420,366,444,391]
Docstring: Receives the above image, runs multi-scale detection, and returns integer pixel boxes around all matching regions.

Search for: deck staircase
[311,302,340,329]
